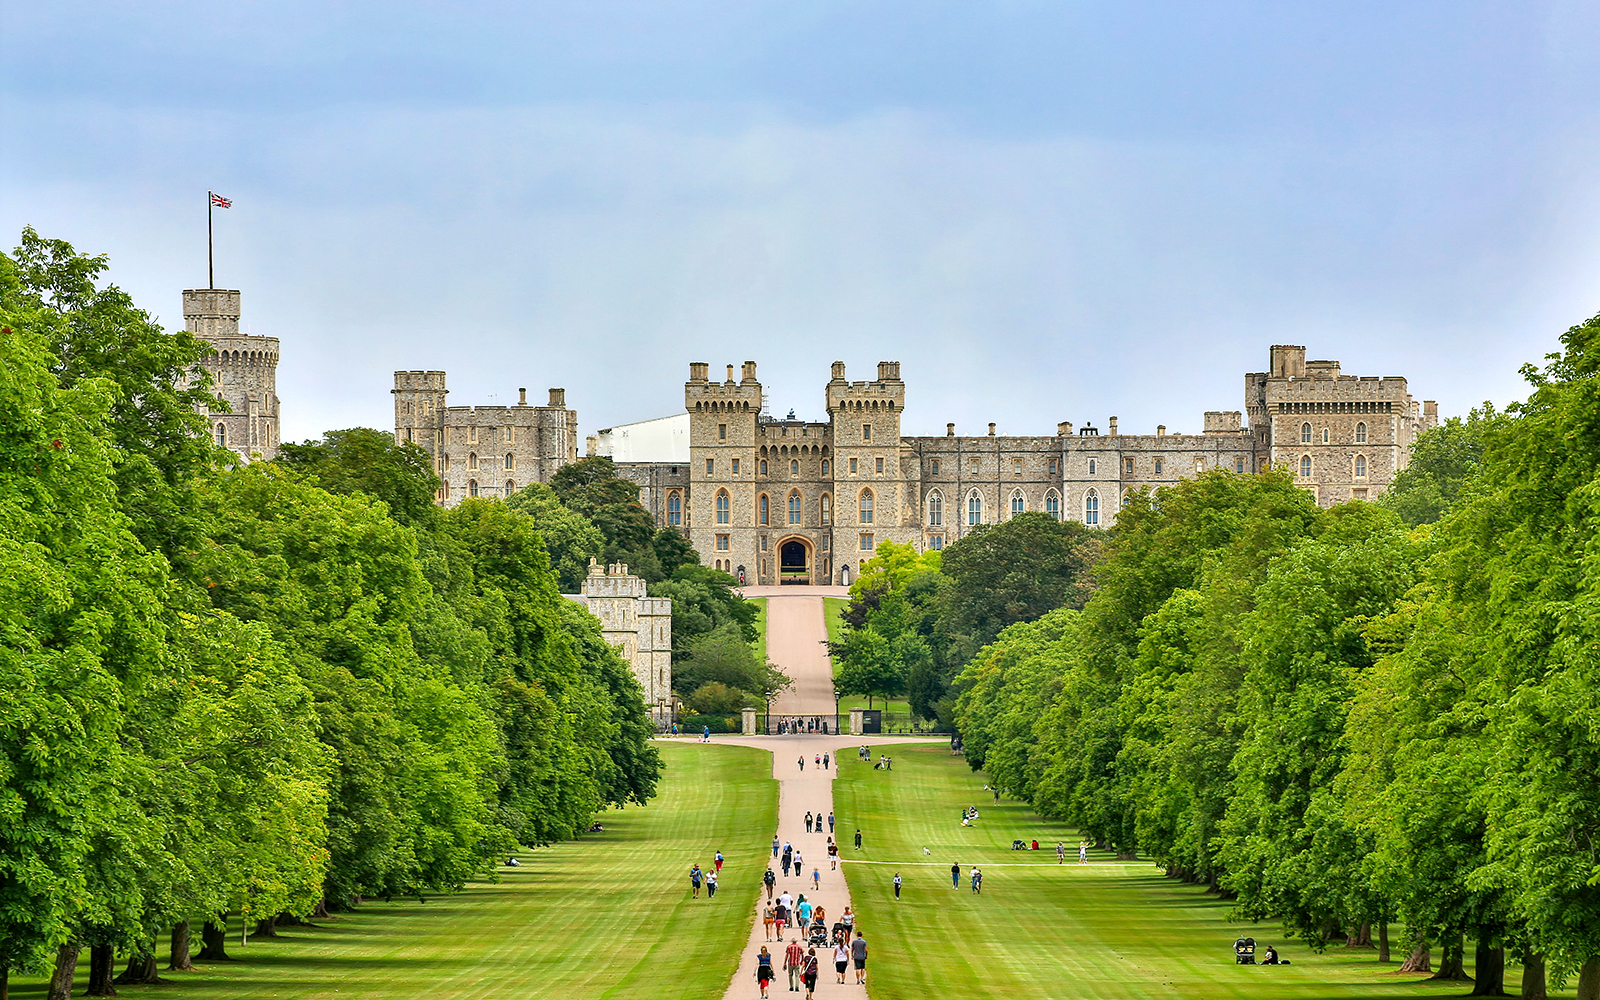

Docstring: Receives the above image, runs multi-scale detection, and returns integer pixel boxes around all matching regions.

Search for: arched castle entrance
[778,536,812,585]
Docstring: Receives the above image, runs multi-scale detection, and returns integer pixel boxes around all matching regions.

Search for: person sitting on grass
[1262,945,1280,965]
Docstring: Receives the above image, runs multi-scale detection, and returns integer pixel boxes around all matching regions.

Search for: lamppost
[833,689,841,737]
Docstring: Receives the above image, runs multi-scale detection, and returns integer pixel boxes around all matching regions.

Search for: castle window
[1014,458,1023,476]
[760,460,768,475]
[1088,458,1097,475]
[1354,454,1367,478]
[928,491,943,527]
[1356,422,1367,444]
[969,457,979,473]
[716,490,730,524]
[730,458,740,474]
[1322,427,1330,445]
[788,491,802,524]
[719,423,727,441]
[930,535,943,551]
[1045,490,1060,519]
[967,492,982,526]
[667,492,682,526]
[469,479,479,497]
[863,424,872,441]
[215,423,227,447]
[1300,455,1312,478]
[821,460,830,475]
[469,426,478,444]
[850,458,858,475]
[1352,488,1368,500]
[1124,457,1134,476]
[931,458,940,475]
[859,489,874,524]
[716,534,730,551]
[1301,422,1312,444]
[469,452,479,470]
[1011,491,1025,517]
[437,428,445,445]
[821,494,832,525]
[1085,489,1100,526]
[875,458,884,474]
[791,460,799,475]
[443,454,451,472]
[1154,459,1163,476]
[506,426,515,444]
[1049,459,1058,476]
[505,480,515,494]
[759,493,769,525]
[860,533,874,551]
[761,535,768,551]
[505,453,515,471]
[1235,457,1245,474]
[706,458,714,475]
[441,482,450,500]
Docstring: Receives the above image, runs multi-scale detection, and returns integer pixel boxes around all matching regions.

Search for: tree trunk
[1348,923,1373,948]
[1379,920,1391,963]
[1575,956,1599,1000]
[253,914,277,938]
[314,897,330,919]
[1520,952,1546,1000]
[1468,933,1505,996]
[85,942,117,996]
[169,920,194,971]
[2,967,9,1000]
[1432,931,1470,981]
[1399,941,1432,974]
[115,951,161,986]
[47,944,80,1000]
[198,919,231,961]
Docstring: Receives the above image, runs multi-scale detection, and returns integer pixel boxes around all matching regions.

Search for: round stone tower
[184,289,281,461]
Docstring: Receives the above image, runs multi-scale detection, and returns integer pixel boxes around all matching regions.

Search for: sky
[5,2,1600,442]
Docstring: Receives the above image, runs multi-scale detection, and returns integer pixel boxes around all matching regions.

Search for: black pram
[1234,937,1256,965]
[807,920,828,946]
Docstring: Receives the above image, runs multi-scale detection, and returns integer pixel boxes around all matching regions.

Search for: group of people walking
[754,930,867,998]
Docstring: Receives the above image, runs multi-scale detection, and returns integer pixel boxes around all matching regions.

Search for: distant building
[590,413,690,464]
[564,559,672,724]
[184,289,281,462]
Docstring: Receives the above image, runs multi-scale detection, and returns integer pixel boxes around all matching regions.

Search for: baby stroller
[807,920,829,947]
[831,923,849,947]
[1234,937,1256,965]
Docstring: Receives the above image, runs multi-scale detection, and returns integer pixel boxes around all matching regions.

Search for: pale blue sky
[5,2,1600,440]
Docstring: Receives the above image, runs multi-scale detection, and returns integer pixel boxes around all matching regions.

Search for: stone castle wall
[184,289,281,462]
[564,559,672,724]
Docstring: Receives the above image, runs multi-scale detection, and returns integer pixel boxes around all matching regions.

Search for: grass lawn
[824,596,848,651]
[749,596,769,664]
[13,743,775,1000]
[833,743,1557,1000]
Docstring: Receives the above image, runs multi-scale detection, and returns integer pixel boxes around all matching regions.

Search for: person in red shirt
[785,939,806,993]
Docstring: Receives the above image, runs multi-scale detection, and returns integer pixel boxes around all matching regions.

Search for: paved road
[739,587,849,718]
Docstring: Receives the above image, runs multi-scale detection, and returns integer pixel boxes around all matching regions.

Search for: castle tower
[826,361,913,573]
[393,371,449,479]
[685,361,763,579]
[185,289,280,462]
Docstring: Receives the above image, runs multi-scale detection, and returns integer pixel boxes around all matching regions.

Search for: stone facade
[622,346,1435,585]
[564,559,672,723]
[391,373,579,505]
[184,289,281,462]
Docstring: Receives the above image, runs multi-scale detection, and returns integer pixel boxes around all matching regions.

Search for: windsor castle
[178,285,1438,590]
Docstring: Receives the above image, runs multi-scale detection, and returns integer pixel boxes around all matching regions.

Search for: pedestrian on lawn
[690,864,703,898]
[715,850,724,872]
[785,938,805,993]
[851,933,868,984]
[756,946,774,998]
[803,947,820,998]
[828,811,834,833]
[1056,842,1066,864]
[854,829,863,850]
[971,867,982,894]
[804,811,813,834]
[893,872,902,900]
[833,938,850,983]
[764,903,775,940]
[951,862,960,889]
[812,867,821,890]
[706,869,718,897]
[1079,841,1089,864]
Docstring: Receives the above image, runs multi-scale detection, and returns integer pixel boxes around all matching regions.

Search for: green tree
[1379,409,1494,526]
[506,482,605,592]
[549,456,660,579]
[650,564,758,662]
[278,427,441,529]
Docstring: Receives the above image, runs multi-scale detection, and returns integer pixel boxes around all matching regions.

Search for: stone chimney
[548,388,565,407]
[725,365,736,384]
[1057,421,1073,436]
[1156,425,1166,437]
[585,434,598,456]
[518,387,528,406]
[987,423,996,437]
[689,362,709,382]
[946,423,955,437]
[741,361,758,383]
[831,361,847,381]
[1108,416,1119,436]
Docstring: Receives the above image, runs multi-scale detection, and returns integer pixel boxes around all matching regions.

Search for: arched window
[1354,454,1367,478]
[1299,455,1312,478]
[1085,489,1100,526]
[821,460,830,475]
[215,423,227,446]
[504,453,515,471]
[1195,458,1205,474]
[441,482,450,500]
[1045,490,1060,519]
[821,493,833,525]
[716,490,730,524]
[758,493,769,525]
[505,480,515,494]
[760,459,768,475]
[1301,422,1312,444]
[967,492,982,526]
[788,491,802,524]
[1355,422,1367,444]
[791,459,799,475]
[469,479,480,497]
[468,452,479,470]
[927,491,943,527]
[1011,491,1025,517]
[1322,427,1330,445]
[859,489,874,524]
[667,492,682,526]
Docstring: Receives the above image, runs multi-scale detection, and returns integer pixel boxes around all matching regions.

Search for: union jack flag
[210,192,232,208]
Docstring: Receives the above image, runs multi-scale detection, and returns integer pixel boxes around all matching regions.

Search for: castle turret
[186,289,280,462]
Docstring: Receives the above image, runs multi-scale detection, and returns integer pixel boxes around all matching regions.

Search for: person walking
[814,753,821,769]
[774,901,788,940]
[690,864,703,898]
[782,843,793,876]
[854,829,862,850]
[812,866,821,890]
[823,752,830,770]
[828,811,835,834]
[833,937,850,983]
[792,851,803,878]
[785,938,805,993]
[797,895,812,929]
[756,946,775,999]
[1079,841,1088,864]
[804,811,813,834]
[840,906,855,940]
[764,902,776,940]
[706,868,718,898]
[893,871,902,900]
[702,724,710,742]
[772,835,780,859]
[1056,842,1066,864]
[828,839,838,870]
[851,933,868,985]
[971,866,982,894]
[798,755,805,772]
[714,850,724,872]
[764,866,777,900]
[802,947,820,998]
[951,862,960,889]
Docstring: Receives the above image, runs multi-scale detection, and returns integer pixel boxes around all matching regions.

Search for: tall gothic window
[1356,422,1367,443]
[469,480,479,497]
[967,492,982,526]
[1045,490,1060,519]
[667,492,682,526]
[1301,422,1312,444]
[716,490,730,524]
[504,453,515,471]
[215,423,227,447]
[1354,454,1367,478]
[758,493,769,525]
[788,491,802,524]
[1011,491,1025,516]
[505,480,515,494]
[859,489,874,524]
[468,452,479,470]
[821,493,832,525]
[1085,489,1099,526]
[927,491,943,527]
[1300,455,1312,478]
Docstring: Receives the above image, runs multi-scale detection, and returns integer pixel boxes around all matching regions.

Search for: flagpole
[207,190,214,289]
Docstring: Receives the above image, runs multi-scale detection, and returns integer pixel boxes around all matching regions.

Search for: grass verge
[14,743,776,1000]
[832,743,1541,1000]
[750,596,769,665]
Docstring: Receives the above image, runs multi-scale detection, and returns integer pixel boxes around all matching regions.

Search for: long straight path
[739,586,848,717]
